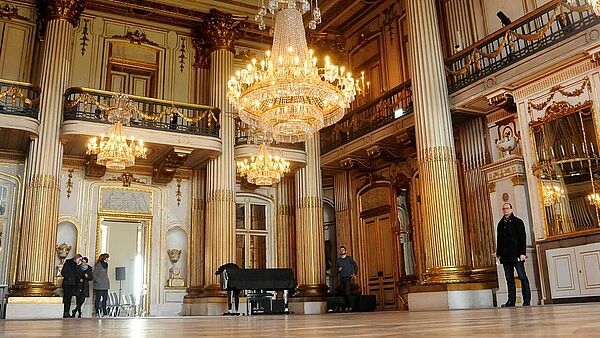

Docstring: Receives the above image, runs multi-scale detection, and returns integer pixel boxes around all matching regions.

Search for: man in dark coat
[61,254,83,318]
[72,257,93,318]
[496,203,531,307]
[335,246,359,312]
[216,262,241,315]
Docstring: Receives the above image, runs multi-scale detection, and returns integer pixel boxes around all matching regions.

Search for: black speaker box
[115,266,126,281]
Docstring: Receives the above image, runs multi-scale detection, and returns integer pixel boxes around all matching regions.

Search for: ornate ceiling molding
[340,157,374,171]
[111,29,159,46]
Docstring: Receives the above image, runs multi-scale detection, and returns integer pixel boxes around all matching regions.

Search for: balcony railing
[235,118,305,151]
[63,88,220,137]
[320,80,413,155]
[0,79,40,119]
[445,0,599,93]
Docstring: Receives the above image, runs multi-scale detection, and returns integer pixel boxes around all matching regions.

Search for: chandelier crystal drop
[236,143,290,186]
[588,192,600,207]
[229,4,362,143]
[87,94,147,171]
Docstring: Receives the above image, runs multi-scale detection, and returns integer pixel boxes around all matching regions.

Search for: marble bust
[167,248,185,287]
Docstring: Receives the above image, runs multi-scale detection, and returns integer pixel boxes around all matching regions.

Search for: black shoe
[501,303,515,308]
[72,309,77,317]
[63,312,72,318]
[523,303,530,307]
[78,311,82,318]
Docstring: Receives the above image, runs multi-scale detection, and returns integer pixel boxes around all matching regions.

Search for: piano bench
[246,293,274,316]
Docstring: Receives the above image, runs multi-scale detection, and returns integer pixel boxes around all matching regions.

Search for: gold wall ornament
[511,175,527,186]
[487,182,496,193]
[502,192,510,202]
[179,37,186,72]
[66,169,74,198]
[203,9,247,53]
[108,172,142,187]
[176,179,182,207]
[80,18,89,56]
[381,4,399,44]
[39,0,86,27]
[111,29,159,47]
[527,77,591,113]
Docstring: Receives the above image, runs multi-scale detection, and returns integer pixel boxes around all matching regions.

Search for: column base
[10,281,56,297]
[184,286,204,299]
[289,297,327,314]
[201,284,226,297]
[6,296,63,319]
[295,284,328,297]
[408,283,496,311]
[424,266,473,284]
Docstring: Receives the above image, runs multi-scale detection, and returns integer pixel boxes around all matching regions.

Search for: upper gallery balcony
[446,0,599,96]
[319,80,413,166]
[61,87,222,169]
[235,119,307,168]
[0,79,40,153]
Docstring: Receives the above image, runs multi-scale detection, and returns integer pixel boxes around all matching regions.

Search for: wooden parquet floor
[2,303,600,337]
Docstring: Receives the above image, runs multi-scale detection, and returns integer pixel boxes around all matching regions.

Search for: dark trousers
[63,285,76,315]
[94,289,109,315]
[74,289,85,316]
[340,276,353,309]
[227,289,240,312]
[503,260,531,305]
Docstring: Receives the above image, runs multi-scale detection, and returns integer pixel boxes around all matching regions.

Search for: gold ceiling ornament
[86,93,147,171]
[236,143,290,186]
[587,192,600,207]
[542,180,565,206]
[228,2,365,143]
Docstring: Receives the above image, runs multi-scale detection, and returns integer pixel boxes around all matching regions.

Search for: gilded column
[275,176,296,270]
[407,0,471,284]
[202,9,245,295]
[11,0,85,297]
[295,134,327,296]
[185,169,205,299]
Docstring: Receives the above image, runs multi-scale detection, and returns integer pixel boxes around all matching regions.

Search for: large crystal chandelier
[228,0,360,143]
[87,94,147,171]
[237,143,290,185]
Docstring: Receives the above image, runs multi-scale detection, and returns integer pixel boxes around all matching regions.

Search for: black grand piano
[219,267,296,315]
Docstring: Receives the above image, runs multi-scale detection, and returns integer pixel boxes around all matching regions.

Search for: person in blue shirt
[335,246,359,312]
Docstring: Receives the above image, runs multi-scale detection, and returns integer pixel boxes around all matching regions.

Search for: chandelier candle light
[542,181,565,206]
[237,143,290,186]
[227,0,364,143]
[87,93,147,171]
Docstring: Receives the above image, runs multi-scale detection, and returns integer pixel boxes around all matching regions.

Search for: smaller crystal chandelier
[86,94,147,171]
[542,181,565,206]
[237,143,290,186]
[588,192,600,208]
[567,0,600,16]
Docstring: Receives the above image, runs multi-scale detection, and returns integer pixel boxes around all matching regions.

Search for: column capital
[191,26,210,69]
[202,9,247,54]
[38,0,86,27]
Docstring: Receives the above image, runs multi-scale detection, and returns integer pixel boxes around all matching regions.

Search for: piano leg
[283,290,290,314]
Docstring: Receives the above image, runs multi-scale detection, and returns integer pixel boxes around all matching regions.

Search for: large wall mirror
[530,101,600,237]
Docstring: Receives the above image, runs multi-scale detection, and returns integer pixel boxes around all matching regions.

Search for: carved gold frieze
[0,3,27,21]
[481,155,526,182]
[202,9,247,53]
[528,78,591,113]
[487,182,496,193]
[39,0,85,27]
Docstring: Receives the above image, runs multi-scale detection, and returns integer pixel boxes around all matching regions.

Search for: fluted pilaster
[276,177,296,270]
[185,169,206,299]
[442,0,477,55]
[458,118,496,281]
[295,134,327,296]
[333,171,352,249]
[407,0,470,284]
[12,13,80,296]
[202,19,241,293]
[192,28,210,105]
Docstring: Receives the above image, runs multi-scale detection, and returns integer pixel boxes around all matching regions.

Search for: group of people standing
[61,253,111,318]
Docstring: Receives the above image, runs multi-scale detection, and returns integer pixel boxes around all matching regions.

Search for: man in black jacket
[61,254,82,318]
[496,203,531,307]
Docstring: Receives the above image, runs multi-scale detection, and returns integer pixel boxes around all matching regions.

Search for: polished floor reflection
[2,303,600,337]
